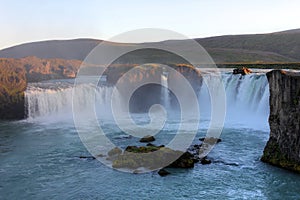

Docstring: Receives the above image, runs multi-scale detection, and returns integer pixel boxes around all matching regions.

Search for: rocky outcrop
[261,70,300,172]
[110,145,196,170]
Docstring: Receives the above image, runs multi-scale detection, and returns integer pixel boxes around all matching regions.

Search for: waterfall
[161,72,170,110]
[199,72,270,129]
[25,81,121,120]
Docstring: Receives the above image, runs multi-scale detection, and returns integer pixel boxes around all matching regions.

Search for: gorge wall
[0,57,82,120]
[0,56,202,119]
[0,59,26,120]
[262,70,300,172]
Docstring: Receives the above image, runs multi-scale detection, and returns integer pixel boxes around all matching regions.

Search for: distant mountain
[196,30,300,62]
[1,29,300,63]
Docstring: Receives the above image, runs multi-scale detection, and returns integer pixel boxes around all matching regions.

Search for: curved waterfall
[25,71,270,128]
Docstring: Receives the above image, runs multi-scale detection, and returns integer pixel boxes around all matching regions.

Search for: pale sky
[1,0,300,50]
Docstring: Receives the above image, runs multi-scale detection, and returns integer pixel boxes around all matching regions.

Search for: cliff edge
[261,70,300,172]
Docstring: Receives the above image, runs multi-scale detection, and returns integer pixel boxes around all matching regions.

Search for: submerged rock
[139,135,155,143]
[79,156,96,160]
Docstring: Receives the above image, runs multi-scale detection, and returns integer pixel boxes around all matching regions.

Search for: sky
[1,0,300,50]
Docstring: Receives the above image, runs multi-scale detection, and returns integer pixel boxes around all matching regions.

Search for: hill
[1,29,300,63]
[196,31,300,62]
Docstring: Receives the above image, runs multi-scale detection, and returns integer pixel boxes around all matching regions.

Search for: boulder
[139,135,155,143]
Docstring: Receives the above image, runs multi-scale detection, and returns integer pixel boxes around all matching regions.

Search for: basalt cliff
[261,70,300,172]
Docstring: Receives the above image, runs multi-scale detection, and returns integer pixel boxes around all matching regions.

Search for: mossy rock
[111,145,195,170]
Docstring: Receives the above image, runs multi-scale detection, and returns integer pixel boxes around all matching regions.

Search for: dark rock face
[261,70,300,172]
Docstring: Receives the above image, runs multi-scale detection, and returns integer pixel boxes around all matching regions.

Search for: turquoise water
[1,119,300,200]
[2,72,300,199]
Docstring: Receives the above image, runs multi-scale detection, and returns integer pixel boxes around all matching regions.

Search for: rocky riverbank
[261,70,300,172]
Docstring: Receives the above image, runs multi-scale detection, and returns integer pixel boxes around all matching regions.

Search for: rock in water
[111,145,196,170]
[139,135,155,143]
[199,137,222,144]
[79,156,96,160]
[158,168,170,176]
[167,152,195,168]
[200,157,212,165]
[261,70,300,173]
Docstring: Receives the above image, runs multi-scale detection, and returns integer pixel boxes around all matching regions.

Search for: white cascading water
[25,71,270,129]
[199,72,269,129]
[25,81,121,121]
[161,73,170,110]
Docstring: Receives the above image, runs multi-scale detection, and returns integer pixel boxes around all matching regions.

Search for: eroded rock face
[261,70,300,172]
